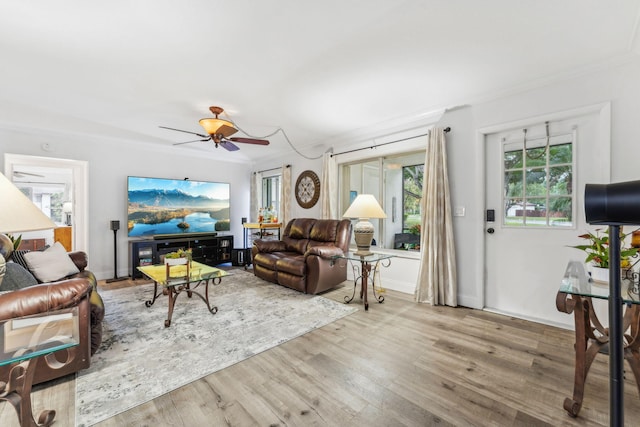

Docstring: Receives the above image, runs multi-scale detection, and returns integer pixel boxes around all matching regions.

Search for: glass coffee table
[137,261,228,327]
[1,307,80,427]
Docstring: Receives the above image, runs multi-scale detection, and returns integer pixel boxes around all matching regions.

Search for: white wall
[253,152,325,221]
[4,55,640,329]
[1,130,252,280]
[256,56,640,329]
[439,56,640,328]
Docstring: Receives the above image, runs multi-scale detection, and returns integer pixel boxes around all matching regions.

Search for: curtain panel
[320,152,338,219]
[250,171,262,223]
[415,128,458,306]
[280,165,291,227]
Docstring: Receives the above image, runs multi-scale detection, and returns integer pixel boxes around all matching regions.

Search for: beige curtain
[280,165,291,227]
[250,171,262,223]
[320,152,338,219]
[415,128,457,306]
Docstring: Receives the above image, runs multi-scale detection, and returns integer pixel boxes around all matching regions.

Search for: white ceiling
[1,0,639,163]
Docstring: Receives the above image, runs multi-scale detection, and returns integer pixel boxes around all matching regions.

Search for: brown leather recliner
[252,218,352,294]
[0,279,93,385]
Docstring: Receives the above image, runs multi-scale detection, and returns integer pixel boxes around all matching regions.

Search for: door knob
[487,227,495,234]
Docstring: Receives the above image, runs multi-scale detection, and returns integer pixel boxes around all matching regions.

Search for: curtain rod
[330,127,450,158]
[254,164,291,175]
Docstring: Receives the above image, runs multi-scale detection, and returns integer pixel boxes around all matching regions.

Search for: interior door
[484,111,609,327]
[4,154,88,252]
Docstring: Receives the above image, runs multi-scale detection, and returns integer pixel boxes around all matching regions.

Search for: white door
[484,107,610,327]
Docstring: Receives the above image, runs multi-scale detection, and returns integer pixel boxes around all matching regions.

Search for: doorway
[480,103,611,327]
[4,154,88,252]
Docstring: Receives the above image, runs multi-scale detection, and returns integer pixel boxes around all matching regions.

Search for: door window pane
[502,133,574,228]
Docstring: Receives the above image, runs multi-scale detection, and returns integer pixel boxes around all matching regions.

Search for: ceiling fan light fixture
[198,117,235,136]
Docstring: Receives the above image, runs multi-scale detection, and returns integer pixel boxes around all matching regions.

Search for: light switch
[454,206,465,217]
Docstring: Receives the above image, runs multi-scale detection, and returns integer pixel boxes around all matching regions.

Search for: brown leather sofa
[252,218,352,294]
[0,279,93,385]
[0,251,104,385]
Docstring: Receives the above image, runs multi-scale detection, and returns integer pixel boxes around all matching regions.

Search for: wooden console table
[556,266,640,418]
[242,222,281,248]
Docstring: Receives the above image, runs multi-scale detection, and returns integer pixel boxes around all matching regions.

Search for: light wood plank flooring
[2,274,640,426]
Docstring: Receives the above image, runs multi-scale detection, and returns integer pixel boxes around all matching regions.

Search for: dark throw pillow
[11,249,31,271]
[0,262,38,291]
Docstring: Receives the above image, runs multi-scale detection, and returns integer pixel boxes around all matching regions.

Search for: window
[503,132,574,227]
[402,164,423,234]
[340,151,425,250]
[261,174,281,212]
[15,182,66,225]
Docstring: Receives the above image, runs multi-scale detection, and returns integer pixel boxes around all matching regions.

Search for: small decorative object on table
[164,248,192,266]
[569,227,638,284]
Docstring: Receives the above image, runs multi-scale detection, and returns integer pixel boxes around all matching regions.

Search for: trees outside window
[503,139,573,228]
[340,151,425,250]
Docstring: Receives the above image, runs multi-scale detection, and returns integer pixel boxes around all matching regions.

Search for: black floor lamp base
[107,222,128,284]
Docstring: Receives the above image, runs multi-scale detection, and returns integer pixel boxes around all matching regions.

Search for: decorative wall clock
[295,170,320,209]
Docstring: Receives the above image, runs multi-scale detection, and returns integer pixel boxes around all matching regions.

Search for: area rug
[75,270,357,426]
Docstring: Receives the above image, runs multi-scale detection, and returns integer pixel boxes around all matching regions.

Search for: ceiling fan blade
[159,126,209,139]
[229,137,270,146]
[220,140,240,151]
[217,124,238,138]
[173,138,211,146]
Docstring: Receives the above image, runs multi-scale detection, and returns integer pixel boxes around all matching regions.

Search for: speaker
[231,248,252,266]
[241,217,247,224]
[110,220,120,231]
[585,180,640,225]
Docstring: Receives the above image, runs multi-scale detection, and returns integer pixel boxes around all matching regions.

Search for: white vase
[165,257,188,266]
[590,266,609,284]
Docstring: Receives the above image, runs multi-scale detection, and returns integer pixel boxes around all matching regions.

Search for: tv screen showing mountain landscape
[127,176,230,237]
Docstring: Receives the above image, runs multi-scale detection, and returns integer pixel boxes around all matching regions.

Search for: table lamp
[0,172,56,268]
[62,201,73,226]
[343,194,387,256]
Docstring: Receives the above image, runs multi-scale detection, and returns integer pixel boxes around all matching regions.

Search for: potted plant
[569,228,638,283]
[164,248,192,266]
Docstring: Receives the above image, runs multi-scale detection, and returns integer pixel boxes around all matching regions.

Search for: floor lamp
[106,220,127,283]
[585,179,640,427]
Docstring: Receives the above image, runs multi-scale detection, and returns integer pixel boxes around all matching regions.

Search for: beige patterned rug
[75,270,357,426]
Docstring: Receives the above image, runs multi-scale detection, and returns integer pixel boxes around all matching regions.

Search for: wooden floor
[3,273,640,426]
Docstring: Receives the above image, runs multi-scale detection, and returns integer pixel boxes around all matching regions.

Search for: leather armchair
[252,218,352,294]
[0,279,93,385]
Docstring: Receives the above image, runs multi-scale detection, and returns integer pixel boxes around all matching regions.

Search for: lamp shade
[62,201,73,214]
[0,173,56,233]
[198,118,237,137]
[343,194,386,256]
[343,194,387,219]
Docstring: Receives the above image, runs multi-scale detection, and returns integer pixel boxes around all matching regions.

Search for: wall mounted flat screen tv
[127,176,230,238]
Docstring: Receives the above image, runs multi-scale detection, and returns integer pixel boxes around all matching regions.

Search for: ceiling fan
[160,106,270,152]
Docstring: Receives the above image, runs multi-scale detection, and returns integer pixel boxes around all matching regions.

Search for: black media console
[129,234,233,279]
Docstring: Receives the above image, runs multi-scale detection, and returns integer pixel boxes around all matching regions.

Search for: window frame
[501,131,576,229]
[339,150,425,252]
[261,173,281,212]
